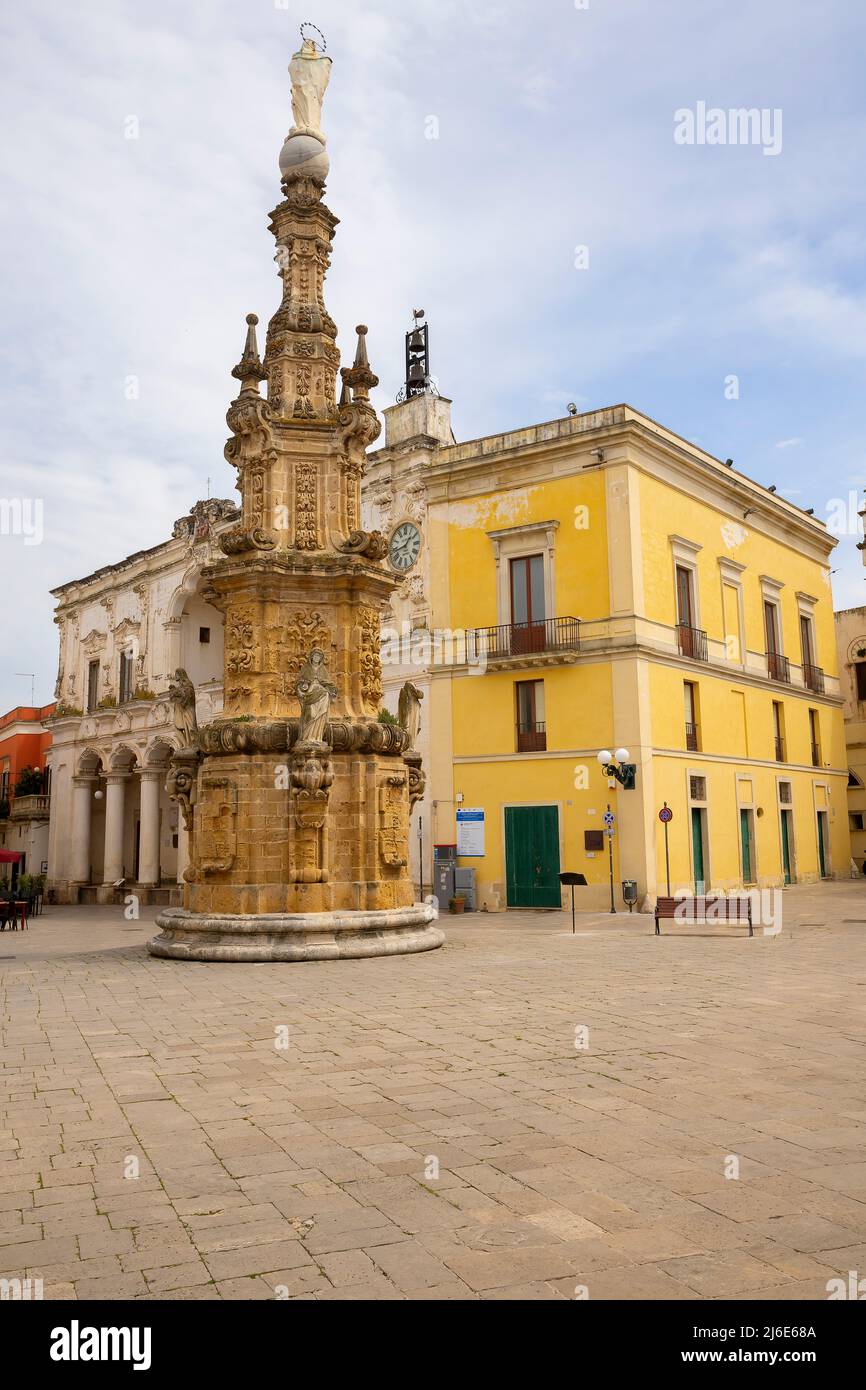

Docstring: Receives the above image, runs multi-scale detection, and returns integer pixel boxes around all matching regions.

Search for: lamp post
[596,747,636,789]
[597,749,636,914]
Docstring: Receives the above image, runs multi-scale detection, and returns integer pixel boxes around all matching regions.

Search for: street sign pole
[658,803,673,896]
[606,803,615,914]
[418,816,423,903]
[664,811,670,896]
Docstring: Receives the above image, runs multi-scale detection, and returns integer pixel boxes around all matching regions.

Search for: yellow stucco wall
[638,472,837,676]
[442,472,610,631]
[430,432,849,912]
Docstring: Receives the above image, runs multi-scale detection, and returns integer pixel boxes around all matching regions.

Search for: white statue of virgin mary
[289,38,332,140]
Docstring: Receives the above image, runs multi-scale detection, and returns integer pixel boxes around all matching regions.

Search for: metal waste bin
[434,862,455,912]
[621,879,638,912]
[454,867,476,911]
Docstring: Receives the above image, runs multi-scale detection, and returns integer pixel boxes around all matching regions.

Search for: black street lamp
[597,747,637,789]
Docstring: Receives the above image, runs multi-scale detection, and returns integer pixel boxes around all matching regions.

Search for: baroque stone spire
[150,37,441,960]
[194,41,397,721]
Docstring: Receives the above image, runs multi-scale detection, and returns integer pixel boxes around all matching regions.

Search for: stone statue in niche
[295,647,337,744]
[168,668,198,748]
[397,680,423,750]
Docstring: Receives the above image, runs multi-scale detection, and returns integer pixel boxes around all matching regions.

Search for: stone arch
[166,563,204,625]
[109,744,139,773]
[77,747,104,776]
[145,736,175,768]
[164,565,224,688]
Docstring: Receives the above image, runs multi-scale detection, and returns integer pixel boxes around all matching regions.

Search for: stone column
[70,775,95,883]
[138,769,162,886]
[103,772,128,883]
[176,816,189,883]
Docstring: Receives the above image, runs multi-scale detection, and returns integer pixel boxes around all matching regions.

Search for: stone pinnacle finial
[231,312,267,389]
[340,324,379,402]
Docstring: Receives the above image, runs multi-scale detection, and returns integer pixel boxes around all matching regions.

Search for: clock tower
[362,331,454,896]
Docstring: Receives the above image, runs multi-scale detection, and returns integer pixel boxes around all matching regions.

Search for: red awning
[0,850,23,863]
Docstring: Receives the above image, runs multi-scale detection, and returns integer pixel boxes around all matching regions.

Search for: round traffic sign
[602,810,615,827]
[658,806,673,824]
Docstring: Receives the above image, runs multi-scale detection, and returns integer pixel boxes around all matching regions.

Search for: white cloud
[3,0,866,703]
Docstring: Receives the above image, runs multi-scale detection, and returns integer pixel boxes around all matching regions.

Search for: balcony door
[676,565,699,657]
[509,555,546,654]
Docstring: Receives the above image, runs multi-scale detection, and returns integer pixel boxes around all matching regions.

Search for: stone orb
[279,132,329,184]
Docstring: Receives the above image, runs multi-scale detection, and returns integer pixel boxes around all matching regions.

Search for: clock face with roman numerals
[388,522,421,572]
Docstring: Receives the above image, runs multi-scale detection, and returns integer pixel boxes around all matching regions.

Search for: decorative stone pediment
[113,617,140,640]
[148,701,172,728]
[81,628,107,654]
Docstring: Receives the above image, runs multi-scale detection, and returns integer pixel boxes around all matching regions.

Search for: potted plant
[14,766,45,796]
[449,895,466,914]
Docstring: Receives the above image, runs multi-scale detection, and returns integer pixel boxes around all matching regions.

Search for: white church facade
[47,500,236,903]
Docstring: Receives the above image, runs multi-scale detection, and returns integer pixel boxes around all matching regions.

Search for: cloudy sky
[2,0,866,710]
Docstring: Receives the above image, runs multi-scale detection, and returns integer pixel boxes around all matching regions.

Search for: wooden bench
[654,894,753,936]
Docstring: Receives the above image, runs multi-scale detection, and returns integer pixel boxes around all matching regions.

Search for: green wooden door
[505,805,561,907]
[781,810,792,884]
[817,812,827,877]
[691,807,705,893]
[740,809,753,883]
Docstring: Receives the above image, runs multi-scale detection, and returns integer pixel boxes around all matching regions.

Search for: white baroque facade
[48,499,237,903]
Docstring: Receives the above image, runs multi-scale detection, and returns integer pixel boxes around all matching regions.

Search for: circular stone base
[147,902,444,963]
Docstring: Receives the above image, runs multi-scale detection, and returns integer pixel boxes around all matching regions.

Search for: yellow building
[835,602,866,875]
[366,398,849,911]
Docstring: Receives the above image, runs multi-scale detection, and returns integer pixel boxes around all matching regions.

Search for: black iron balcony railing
[811,742,821,768]
[803,662,825,694]
[774,736,786,762]
[466,616,580,662]
[685,722,700,752]
[676,623,708,661]
[517,721,547,752]
[767,651,791,683]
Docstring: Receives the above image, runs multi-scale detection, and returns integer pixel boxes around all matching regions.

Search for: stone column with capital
[70,775,95,884]
[138,770,162,886]
[103,773,128,885]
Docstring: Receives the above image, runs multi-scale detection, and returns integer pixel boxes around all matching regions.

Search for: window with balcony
[772,701,786,762]
[684,680,700,751]
[675,563,707,660]
[809,708,821,768]
[119,650,134,704]
[516,679,546,752]
[764,600,789,682]
[800,614,823,693]
[86,659,100,713]
[509,555,546,655]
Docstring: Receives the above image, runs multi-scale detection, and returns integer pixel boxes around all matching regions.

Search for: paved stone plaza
[2,883,866,1301]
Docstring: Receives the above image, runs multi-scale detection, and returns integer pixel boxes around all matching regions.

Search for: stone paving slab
[1,882,865,1300]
